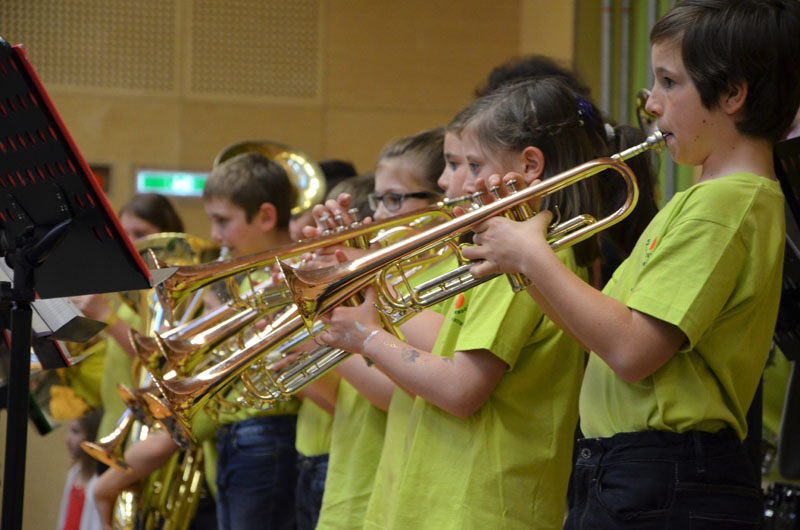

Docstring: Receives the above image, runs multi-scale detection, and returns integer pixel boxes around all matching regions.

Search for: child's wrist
[361,329,382,353]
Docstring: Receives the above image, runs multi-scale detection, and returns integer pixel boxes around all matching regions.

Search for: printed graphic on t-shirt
[451,293,467,327]
[642,236,658,266]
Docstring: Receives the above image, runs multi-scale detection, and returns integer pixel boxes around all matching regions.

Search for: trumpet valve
[504,178,536,220]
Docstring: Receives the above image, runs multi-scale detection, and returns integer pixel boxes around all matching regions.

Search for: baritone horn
[143,131,666,442]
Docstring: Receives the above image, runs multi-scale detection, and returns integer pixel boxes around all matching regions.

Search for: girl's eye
[468,162,480,175]
[662,77,675,89]
[448,161,460,171]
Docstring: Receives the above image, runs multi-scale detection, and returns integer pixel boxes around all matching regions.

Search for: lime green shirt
[97,303,139,437]
[365,256,456,526]
[365,249,587,530]
[191,410,220,498]
[581,173,785,440]
[316,379,387,529]
[316,253,458,529]
[295,397,333,457]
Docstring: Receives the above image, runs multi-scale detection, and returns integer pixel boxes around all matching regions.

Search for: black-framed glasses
[367,191,439,212]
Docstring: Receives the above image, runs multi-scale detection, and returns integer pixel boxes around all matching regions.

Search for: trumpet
[154,195,475,323]
[132,275,292,375]
[141,132,665,441]
[282,130,664,327]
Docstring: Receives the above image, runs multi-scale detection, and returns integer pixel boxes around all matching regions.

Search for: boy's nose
[644,90,662,117]
[210,226,224,245]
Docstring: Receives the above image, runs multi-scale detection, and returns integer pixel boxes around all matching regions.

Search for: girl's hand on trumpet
[318,286,384,356]
[301,193,373,266]
[461,210,553,281]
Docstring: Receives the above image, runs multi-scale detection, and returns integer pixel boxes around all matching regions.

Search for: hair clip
[576,97,596,128]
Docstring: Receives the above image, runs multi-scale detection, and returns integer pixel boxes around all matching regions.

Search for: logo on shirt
[455,293,465,309]
[642,236,658,266]
[451,293,467,327]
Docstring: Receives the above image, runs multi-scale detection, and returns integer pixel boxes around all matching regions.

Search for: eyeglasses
[367,191,439,213]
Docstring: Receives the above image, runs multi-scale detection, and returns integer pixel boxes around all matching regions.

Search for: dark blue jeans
[215,415,298,530]
[295,453,328,530]
[564,430,763,529]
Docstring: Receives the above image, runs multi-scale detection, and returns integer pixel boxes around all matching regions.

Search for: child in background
[312,128,446,530]
[463,1,800,527]
[58,408,103,530]
[202,152,299,530]
[292,174,369,530]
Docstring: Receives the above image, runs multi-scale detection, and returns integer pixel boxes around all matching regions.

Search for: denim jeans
[295,453,329,530]
[215,415,298,530]
[564,430,763,529]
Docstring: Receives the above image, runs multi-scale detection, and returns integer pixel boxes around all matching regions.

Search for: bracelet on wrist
[361,329,381,352]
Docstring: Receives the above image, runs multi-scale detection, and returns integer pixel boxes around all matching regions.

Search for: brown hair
[457,77,608,267]
[651,0,800,143]
[119,193,184,233]
[203,152,296,228]
[377,127,446,194]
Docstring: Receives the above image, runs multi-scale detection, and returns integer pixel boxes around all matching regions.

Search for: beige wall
[0,1,578,527]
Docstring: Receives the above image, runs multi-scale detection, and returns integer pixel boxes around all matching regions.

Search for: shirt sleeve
[625,216,746,349]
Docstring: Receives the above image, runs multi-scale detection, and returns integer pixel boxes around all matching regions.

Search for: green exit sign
[136,170,208,197]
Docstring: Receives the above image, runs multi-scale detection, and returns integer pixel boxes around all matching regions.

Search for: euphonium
[141,132,665,442]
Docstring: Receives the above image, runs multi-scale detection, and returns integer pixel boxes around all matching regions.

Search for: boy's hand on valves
[318,286,383,354]
[464,210,553,279]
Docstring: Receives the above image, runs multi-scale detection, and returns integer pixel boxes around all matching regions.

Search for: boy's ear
[521,146,545,184]
[721,80,748,115]
[255,202,278,233]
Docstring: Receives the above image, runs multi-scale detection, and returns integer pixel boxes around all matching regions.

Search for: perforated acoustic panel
[0,0,177,92]
[0,0,321,102]
[189,0,321,102]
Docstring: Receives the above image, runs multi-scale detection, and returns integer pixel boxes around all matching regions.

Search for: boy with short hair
[463,0,800,527]
[202,152,299,530]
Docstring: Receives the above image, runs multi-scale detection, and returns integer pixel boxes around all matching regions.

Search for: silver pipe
[601,0,614,114]
[619,0,631,124]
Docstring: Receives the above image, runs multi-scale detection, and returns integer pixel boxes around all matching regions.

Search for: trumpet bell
[80,411,134,473]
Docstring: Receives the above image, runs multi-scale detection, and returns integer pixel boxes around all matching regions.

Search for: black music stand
[0,38,165,530]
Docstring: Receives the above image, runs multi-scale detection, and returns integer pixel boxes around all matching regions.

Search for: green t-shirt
[295,397,333,457]
[364,249,587,530]
[191,410,220,498]
[580,173,785,440]
[316,379,387,530]
[315,252,458,529]
[97,303,139,437]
